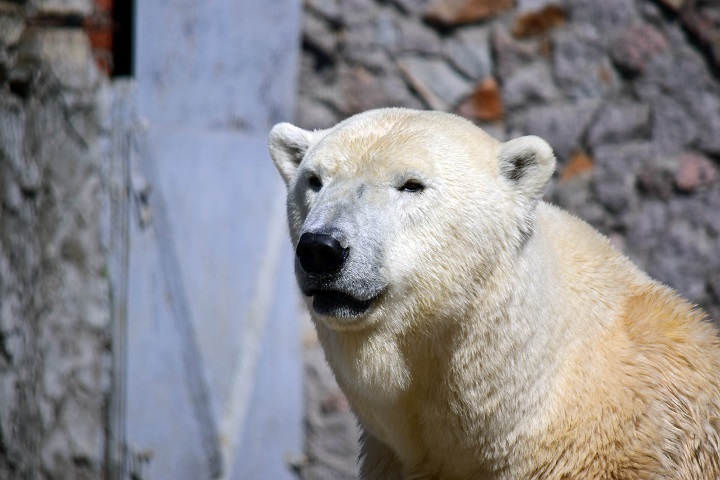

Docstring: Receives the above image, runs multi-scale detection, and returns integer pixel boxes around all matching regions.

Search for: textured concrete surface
[0,4,111,478]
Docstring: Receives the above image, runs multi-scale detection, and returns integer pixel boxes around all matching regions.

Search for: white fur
[269,108,720,479]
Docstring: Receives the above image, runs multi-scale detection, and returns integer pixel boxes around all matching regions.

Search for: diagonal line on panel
[137,130,224,479]
[218,180,287,480]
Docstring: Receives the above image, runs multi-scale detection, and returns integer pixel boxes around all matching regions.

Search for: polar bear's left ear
[498,135,556,201]
[268,123,316,187]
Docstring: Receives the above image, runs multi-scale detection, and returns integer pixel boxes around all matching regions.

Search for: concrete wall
[0,1,111,478]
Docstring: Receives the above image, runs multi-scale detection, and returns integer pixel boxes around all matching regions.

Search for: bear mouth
[307,289,376,317]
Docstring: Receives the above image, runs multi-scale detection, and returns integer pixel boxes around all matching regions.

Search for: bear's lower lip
[309,290,374,317]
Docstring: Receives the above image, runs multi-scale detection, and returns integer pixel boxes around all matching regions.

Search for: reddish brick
[512,4,566,38]
[456,77,504,122]
[94,0,113,10]
[424,0,514,27]
[675,153,717,192]
[560,151,594,181]
[85,0,114,75]
[611,23,668,74]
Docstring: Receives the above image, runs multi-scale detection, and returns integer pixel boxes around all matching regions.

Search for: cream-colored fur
[268,108,720,479]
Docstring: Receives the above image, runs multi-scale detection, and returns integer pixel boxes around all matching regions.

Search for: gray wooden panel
[126,131,300,479]
[126,185,214,479]
[126,0,302,478]
[135,0,301,133]
[231,242,302,480]
[151,132,283,419]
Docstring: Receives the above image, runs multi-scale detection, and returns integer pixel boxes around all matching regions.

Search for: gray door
[115,1,303,478]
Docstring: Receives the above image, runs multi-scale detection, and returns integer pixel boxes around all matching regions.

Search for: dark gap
[0,331,11,363]
[302,38,336,72]
[27,14,85,28]
[112,0,134,77]
[8,75,32,99]
[650,0,720,79]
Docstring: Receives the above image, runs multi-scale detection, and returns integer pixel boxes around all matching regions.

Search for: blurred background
[0,0,718,479]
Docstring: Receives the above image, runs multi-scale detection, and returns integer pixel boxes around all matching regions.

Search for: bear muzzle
[296,232,349,275]
[294,231,385,319]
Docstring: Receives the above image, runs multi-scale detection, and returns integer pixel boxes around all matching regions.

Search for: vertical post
[106,80,134,480]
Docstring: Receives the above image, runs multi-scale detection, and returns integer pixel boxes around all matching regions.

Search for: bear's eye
[308,174,323,192]
[398,180,424,193]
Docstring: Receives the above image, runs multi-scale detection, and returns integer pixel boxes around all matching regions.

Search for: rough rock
[0,5,24,47]
[674,153,717,192]
[591,142,653,213]
[642,210,716,303]
[631,25,720,156]
[564,0,640,34]
[491,27,540,80]
[32,0,93,15]
[509,99,599,163]
[709,274,720,309]
[398,55,472,110]
[610,22,668,75]
[552,25,619,99]
[305,0,343,26]
[586,102,650,147]
[679,4,720,71]
[693,91,720,155]
[295,96,341,130]
[17,29,100,90]
[698,189,720,238]
[302,11,339,65]
[393,16,443,55]
[636,156,679,200]
[501,60,560,110]
[648,95,699,156]
[0,23,109,480]
[444,26,493,80]
[341,17,394,71]
[391,0,430,16]
[302,339,360,480]
[624,200,669,254]
[339,0,381,26]
[339,65,424,114]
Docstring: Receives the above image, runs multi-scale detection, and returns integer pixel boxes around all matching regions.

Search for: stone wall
[297,0,720,477]
[0,1,111,478]
[298,0,720,319]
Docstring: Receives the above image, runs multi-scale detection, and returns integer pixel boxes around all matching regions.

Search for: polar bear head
[269,108,555,331]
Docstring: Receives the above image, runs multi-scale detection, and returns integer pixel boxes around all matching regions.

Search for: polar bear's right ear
[268,123,315,186]
[498,135,556,202]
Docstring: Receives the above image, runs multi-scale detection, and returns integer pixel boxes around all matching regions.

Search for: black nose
[296,232,348,275]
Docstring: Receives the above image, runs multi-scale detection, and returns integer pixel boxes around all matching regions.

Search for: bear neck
[313,204,612,472]
[425,216,571,452]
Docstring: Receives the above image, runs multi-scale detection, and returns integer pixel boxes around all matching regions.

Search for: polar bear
[268,108,720,479]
